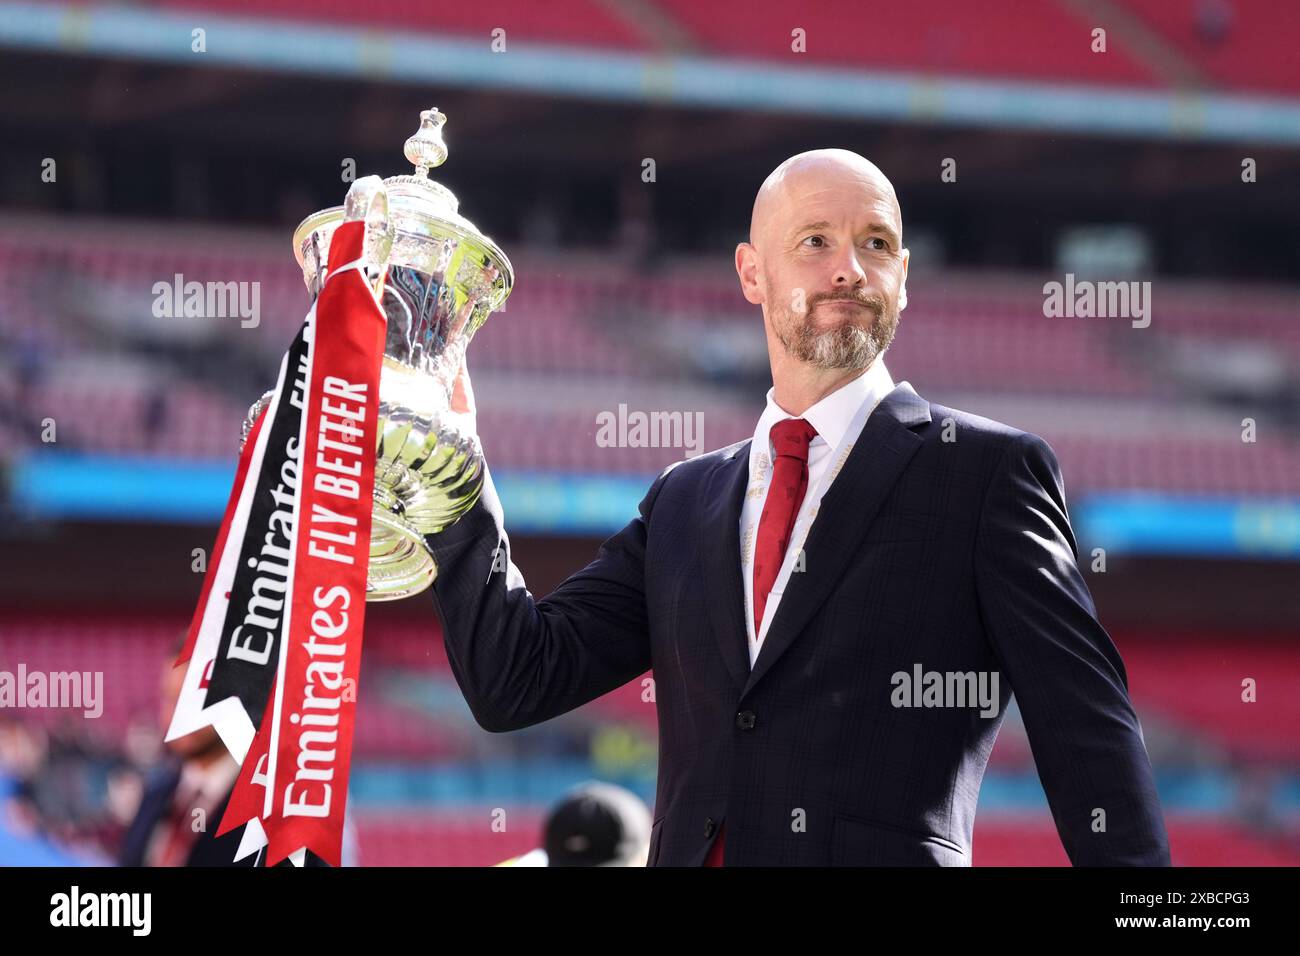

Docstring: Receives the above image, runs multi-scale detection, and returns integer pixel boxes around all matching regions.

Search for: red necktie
[752,417,817,641]
[706,419,817,868]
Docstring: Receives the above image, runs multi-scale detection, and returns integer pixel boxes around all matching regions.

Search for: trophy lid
[292,108,513,310]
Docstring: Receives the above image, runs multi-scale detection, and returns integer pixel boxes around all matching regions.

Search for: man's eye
[802,235,825,247]
[863,237,887,250]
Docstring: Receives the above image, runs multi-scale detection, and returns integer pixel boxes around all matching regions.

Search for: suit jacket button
[704,818,716,838]
[736,710,756,730]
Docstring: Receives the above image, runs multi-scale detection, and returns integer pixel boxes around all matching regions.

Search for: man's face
[742,162,909,371]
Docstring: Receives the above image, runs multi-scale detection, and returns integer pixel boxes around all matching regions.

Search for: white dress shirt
[740,355,896,667]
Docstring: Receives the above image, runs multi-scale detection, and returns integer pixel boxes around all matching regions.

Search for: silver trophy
[243,108,512,601]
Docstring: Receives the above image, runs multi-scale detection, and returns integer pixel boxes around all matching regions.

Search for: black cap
[543,782,651,867]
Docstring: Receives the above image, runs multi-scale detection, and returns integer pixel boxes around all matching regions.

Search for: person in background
[496,781,651,867]
[120,643,357,866]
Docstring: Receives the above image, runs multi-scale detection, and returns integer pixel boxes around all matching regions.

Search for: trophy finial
[404,108,449,180]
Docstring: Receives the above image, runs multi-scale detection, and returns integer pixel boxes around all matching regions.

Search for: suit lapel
[740,381,932,699]
[701,440,754,694]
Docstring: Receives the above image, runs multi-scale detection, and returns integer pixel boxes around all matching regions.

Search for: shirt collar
[753,355,895,464]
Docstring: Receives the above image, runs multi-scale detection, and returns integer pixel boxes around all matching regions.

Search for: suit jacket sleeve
[424,462,671,733]
[974,432,1171,866]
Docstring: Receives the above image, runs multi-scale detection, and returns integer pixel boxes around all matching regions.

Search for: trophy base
[366,507,438,602]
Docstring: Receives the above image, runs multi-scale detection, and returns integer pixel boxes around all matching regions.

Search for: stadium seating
[655,0,1159,86]
[5,611,1298,865]
[151,0,1172,89]
[156,0,650,50]
[139,0,1300,99]
[4,215,1299,497]
[1119,0,1300,94]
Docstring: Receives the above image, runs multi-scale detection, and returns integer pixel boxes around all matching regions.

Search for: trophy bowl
[243,108,512,601]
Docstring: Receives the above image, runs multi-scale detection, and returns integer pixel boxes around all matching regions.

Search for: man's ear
[898,246,910,311]
[736,242,764,306]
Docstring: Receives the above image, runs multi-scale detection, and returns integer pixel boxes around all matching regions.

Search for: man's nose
[831,251,867,287]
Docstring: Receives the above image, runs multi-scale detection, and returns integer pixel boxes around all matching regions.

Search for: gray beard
[776,301,899,370]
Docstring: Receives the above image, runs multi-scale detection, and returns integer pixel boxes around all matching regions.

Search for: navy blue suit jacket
[426,381,1171,866]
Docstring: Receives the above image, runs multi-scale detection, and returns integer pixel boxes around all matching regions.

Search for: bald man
[429,150,1170,867]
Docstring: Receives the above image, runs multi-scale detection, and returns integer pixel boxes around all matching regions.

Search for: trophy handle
[342,175,394,302]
